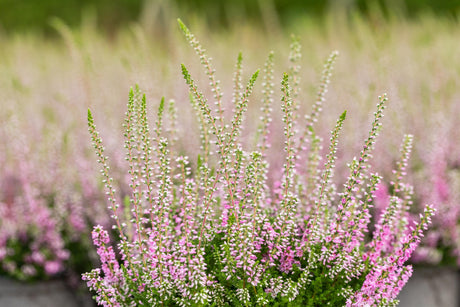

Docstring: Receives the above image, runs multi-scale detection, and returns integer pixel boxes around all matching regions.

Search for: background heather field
[0,0,459,294]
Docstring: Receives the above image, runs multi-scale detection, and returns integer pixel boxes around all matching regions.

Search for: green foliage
[0,0,458,34]
[0,0,142,34]
[0,235,59,282]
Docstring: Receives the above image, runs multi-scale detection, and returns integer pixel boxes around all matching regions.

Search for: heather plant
[0,114,69,281]
[83,20,435,306]
[0,108,108,283]
[382,129,460,266]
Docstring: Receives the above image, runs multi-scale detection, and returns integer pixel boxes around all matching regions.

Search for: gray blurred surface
[0,278,95,307]
[398,267,459,307]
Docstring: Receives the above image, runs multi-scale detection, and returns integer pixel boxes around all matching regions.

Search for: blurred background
[1,0,460,302]
[0,0,459,36]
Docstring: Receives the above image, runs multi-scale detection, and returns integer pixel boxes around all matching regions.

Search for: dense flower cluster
[0,107,109,282]
[83,21,435,306]
[372,129,460,266]
[0,172,69,280]
[410,134,460,265]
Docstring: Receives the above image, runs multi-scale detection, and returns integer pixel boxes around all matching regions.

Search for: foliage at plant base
[82,20,435,306]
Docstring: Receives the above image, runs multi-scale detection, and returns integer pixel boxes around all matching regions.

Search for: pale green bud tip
[129,87,134,99]
[282,72,289,85]
[251,70,260,82]
[290,34,300,43]
[340,110,347,121]
[181,64,191,82]
[177,19,189,35]
[87,108,93,123]
[181,63,187,74]
[159,97,165,114]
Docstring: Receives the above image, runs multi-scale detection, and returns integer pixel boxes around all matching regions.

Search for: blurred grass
[1,9,458,173]
[0,0,459,36]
